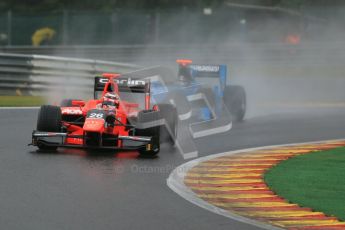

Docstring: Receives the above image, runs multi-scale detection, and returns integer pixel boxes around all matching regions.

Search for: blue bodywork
[150,64,227,121]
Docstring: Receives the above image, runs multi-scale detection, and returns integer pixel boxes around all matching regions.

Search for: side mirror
[72,100,85,107]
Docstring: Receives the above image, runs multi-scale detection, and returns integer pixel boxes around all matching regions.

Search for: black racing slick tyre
[36,105,62,150]
[136,110,160,157]
[224,85,246,122]
[138,135,160,158]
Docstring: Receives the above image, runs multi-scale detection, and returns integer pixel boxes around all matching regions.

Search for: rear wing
[179,63,228,95]
[94,76,150,93]
[94,76,151,110]
[189,64,227,84]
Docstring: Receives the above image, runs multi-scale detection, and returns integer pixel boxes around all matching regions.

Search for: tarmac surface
[1,107,345,230]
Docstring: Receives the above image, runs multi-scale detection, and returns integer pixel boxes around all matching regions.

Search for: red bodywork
[60,73,151,148]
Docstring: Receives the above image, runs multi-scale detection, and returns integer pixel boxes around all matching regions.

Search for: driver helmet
[178,65,193,85]
[177,59,193,85]
[102,92,119,109]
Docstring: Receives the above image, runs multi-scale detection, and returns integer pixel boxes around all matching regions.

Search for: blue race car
[112,62,245,155]
[151,59,246,124]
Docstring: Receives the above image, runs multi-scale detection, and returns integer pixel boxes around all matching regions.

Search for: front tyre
[36,105,62,150]
[138,135,160,158]
[224,85,246,122]
[136,110,160,157]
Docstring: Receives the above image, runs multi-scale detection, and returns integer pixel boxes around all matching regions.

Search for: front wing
[31,131,153,151]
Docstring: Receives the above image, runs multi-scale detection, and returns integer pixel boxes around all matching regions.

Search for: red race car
[31,73,178,157]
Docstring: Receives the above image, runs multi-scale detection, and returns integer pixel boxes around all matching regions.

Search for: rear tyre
[223,85,246,122]
[156,104,178,145]
[136,110,160,157]
[36,105,62,150]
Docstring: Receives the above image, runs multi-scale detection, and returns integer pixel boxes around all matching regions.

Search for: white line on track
[167,138,345,230]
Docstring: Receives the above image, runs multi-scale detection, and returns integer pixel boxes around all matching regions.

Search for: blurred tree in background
[0,0,343,45]
[0,0,344,12]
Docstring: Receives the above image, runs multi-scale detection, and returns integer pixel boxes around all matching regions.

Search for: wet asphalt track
[1,107,345,230]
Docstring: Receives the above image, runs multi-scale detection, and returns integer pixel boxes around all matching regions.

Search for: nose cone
[83,118,105,132]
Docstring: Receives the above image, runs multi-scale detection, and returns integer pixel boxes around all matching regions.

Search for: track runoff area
[168,139,345,230]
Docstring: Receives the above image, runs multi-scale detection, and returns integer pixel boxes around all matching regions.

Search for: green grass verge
[264,147,345,221]
[0,96,45,107]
